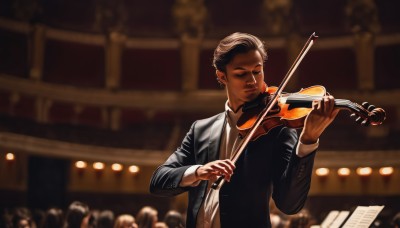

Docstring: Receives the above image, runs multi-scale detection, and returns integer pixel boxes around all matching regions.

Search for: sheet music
[320,210,339,228]
[329,211,350,228]
[341,205,384,228]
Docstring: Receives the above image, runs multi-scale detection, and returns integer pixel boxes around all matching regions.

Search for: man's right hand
[196,159,235,182]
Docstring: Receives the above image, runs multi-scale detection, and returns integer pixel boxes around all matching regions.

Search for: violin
[237,85,386,141]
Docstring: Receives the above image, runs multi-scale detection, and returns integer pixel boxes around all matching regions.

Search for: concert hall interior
[0,0,399,227]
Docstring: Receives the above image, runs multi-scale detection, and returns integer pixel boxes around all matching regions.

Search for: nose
[247,74,257,86]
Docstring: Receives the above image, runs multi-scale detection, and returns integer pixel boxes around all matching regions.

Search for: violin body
[237,85,386,140]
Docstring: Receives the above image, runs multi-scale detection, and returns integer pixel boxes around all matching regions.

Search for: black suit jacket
[150,112,316,228]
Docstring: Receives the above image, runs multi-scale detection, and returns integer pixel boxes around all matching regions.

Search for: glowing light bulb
[112,163,123,172]
[93,162,105,170]
[75,161,87,169]
[379,167,393,176]
[337,168,351,176]
[5,153,15,161]
[316,168,330,176]
[356,167,372,176]
[129,165,140,174]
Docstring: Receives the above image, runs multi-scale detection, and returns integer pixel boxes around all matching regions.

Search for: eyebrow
[233,64,262,70]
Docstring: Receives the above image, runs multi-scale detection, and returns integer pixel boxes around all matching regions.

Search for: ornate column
[262,0,293,36]
[29,24,46,81]
[35,98,52,123]
[262,0,299,91]
[104,32,126,130]
[101,107,121,131]
[105,32,126,90]
[9,93,20,116]
[172,0,207,91]
[345,0,380,91]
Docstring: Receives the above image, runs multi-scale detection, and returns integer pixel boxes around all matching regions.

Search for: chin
[244,92,259,102]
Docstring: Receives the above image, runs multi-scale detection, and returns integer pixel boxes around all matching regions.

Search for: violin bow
[211,32,319,190]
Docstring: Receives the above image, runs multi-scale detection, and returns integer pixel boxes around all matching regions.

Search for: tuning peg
[367,104,376,112]
[350,113,357,119]
[356,117,363,124]
[361,119,370,126]
[362,102,370,109]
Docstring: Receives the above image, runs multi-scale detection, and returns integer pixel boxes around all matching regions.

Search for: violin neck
[285,96,366,115]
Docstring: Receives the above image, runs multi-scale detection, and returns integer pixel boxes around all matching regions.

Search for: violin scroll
[350,102,386,126]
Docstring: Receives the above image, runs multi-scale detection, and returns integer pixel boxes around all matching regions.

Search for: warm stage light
[5,153,15,161]
[337,168,351,176]
[316,168,330,176]
[75,161,87,169]
[93,162,105,170]
[129,165,140,174]
[356,167,372,176]
[111,163,123,172]
[379,167,394,176]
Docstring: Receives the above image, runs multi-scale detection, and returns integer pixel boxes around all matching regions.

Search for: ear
[216,70,227,85]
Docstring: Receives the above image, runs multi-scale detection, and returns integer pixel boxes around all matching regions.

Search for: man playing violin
[150,32,339,228]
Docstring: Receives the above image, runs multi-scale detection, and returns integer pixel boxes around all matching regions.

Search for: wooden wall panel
[121,48,180,90]
[375,44,400,90]
[0,29,28,78]
[43,40,105,87]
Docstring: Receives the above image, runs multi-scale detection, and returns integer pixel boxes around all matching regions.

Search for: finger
[217,160,235,174]
[223,159,236,170]
[323,96,329,114]
[331,108,340,119]
[210,163,233,176]
[328,95,335,115]
[312,100,319,111]
[210,164,227,174]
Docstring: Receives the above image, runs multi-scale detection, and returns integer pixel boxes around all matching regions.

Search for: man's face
[217,49,265,111]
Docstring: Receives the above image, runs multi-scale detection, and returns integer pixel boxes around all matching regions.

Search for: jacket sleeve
[271,127,316,214]
[149,122,197,197]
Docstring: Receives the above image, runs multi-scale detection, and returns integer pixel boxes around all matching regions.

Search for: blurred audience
[64,201,90,228]
[392,212,400,228]
[12,208,33,228]
[136,207,157,228]
[97,211,114,228]
[42,208,64,228]
[3,202,400,228]
[162,210,183,228]
[153,222,167,228]
[114,214,137,228]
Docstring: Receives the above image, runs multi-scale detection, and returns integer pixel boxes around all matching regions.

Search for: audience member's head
[154,222,167,228]
[163,210,184,228]
[136,207,158,228]
[0,209,13,228]
[392,212,400,228]
[64,201,90,228]
[12,207,32,228]
[42,208,64,228]
[114,214,137,228]
[97,210,115,228]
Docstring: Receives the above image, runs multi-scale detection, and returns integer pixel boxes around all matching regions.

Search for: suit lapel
[208,113,226,162]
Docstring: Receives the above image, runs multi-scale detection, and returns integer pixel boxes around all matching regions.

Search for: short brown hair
[213,32,267,73]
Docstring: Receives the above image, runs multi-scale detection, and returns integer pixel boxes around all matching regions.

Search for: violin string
[285,96,369,116]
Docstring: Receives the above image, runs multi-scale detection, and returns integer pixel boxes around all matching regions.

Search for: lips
[245,87,258,93]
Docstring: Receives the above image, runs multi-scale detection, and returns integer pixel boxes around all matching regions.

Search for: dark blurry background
[0,0,399,226]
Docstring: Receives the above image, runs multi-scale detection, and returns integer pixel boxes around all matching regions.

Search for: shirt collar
[225,101,243,126]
